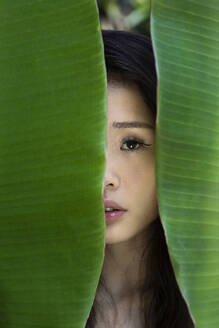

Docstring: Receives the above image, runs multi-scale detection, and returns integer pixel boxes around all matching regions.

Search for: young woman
[86,29,195,328]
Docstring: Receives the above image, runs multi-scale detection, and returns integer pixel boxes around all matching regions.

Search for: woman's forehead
[107,83,154,124]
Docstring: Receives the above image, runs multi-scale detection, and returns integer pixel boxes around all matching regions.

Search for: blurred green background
[97,0,150,35]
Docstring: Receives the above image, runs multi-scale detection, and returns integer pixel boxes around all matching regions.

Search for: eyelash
[120,137,152,152]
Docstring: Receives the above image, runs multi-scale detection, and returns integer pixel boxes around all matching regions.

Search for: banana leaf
[151,1,219,327]
[0,1,106,327]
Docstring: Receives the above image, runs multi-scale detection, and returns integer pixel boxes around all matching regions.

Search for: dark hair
[86,29,195,328]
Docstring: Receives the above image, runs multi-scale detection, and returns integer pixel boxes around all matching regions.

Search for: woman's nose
[102,161,120,195]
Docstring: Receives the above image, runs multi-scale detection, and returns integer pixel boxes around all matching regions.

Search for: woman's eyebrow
[112,121,155,129]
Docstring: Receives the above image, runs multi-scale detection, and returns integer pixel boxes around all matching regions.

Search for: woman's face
[102,81,159,245]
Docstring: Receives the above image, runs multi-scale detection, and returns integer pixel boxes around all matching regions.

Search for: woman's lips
[103,199,126,211]
[105,210,127,224]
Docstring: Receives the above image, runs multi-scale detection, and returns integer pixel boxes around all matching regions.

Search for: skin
[100,81,159,326]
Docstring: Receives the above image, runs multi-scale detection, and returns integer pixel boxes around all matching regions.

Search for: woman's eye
[120,138,151,151]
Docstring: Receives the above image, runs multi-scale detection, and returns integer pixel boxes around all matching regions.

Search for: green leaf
[0,1,106,327]
[151,1,219,327]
